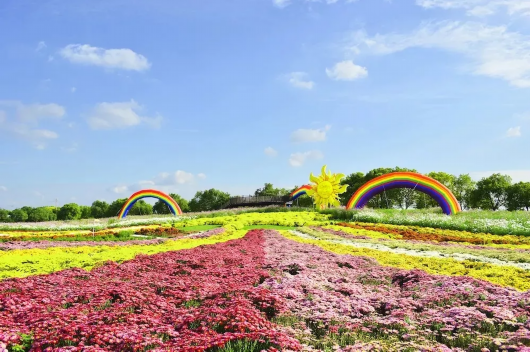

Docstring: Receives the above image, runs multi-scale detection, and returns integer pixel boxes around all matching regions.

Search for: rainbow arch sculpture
[346,172,461,215]
[117,189,182,219]
[290,185,311,201]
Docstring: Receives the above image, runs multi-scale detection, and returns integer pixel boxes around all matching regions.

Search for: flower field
[1,211,529,351]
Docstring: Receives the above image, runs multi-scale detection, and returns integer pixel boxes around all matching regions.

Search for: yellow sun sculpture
[305,165,348,209]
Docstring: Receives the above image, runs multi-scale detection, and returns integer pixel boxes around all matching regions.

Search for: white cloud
[155,170,195,185]
[416,0,530,17]
[87,100,162,130]
[264,147,278,157]
[275,0,358,7]
[287,72,315,89]
[36,41,47,52]
[0,101,65,149]
[289,150,324,167]
[469,170,530,183]
[505,126,521,137]
[71,87,76,93]
[273,0,291,7]
[62,143,78,153]
[0,186,7,191]
[59,44,151,71]
[291,125,331,143]
[347,21,530,88]
[111,170,204,196]
[111,185,129,194]
[326,60,368,81]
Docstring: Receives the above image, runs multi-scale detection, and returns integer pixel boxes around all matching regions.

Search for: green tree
[28,207,57,222]
[57,203,82,221]
[420,171,457,209]
[339,172,365,206]
[470,174,512,211]
[91,200,109,218]
[362,168,395,209]
[0,209,10,222]
[106,198,127,217]
[189,189,230,212]
[80,205,92,219]
[153,193,190,214]
[128,200,153,216]
[507,182,530,211]
[391,167,418,209]
[254,183,290,197]
[453,174,476,210]
[10,208,28,222]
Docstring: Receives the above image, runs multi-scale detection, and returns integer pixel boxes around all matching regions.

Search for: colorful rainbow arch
[346,172,461,215]
[117,189,183,219]
[290,185,311,201]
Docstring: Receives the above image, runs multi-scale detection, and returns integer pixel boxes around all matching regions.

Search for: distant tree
[189,189,230,212]
[20,206,35,220]
[28,207,57,222]
[128,200,153,216]
[363,168,395,209]
[452,174,476,210]
[384,167,417,209]
[10,208,28,222]
[470,174,512,211]
[254,183,290,197]
[339,172,365,206]
[153,193,190,214]
[507,182,530,211]
[106,198,127,218]
[419,171,457,209]
[57,203,82,221]
[80,205,92,219]
[91,200,109,218]
[0,209,10,222]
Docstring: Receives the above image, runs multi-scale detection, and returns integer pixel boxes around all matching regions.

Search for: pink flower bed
[0,238,168,251]
[0,230,300,351]
[261,230,530,351]
[185,227,225,239]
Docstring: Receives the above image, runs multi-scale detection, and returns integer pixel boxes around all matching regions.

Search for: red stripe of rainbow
[290,185,312,201]
[346,172,461,215]
[117,189,182,219]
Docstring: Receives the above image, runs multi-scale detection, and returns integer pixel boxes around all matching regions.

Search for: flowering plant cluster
[261,230,530,351]
[0,230,301,351]
[0,228,245,280]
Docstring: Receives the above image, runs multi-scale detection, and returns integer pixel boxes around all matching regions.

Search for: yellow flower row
[280,230,530,291]
[175,212,333,229]
[0,229,246,280]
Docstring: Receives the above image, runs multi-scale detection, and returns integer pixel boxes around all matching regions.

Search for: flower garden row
[1,212,530,350]
[1,228,530,351]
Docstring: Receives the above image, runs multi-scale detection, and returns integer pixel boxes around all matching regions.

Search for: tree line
[1,167,529,222]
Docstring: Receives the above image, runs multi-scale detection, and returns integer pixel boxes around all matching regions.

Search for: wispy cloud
[289,150,324,167]
[264,147,278,157]
[346,21,530,88]
[60,44,151,71]
[0,101,65,149]
[36,41,47,52]
[326,60,368,81]
[87,100,162,130]
[416,0,530,17]
[0,186,7,192]
[286,72,315,89]
[291,125,331,143]
[505,126,521,137]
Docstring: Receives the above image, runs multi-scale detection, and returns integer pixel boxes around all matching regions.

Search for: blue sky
[1,0,529,209]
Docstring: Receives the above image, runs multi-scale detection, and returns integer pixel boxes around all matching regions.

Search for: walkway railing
[223,195,292,208]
